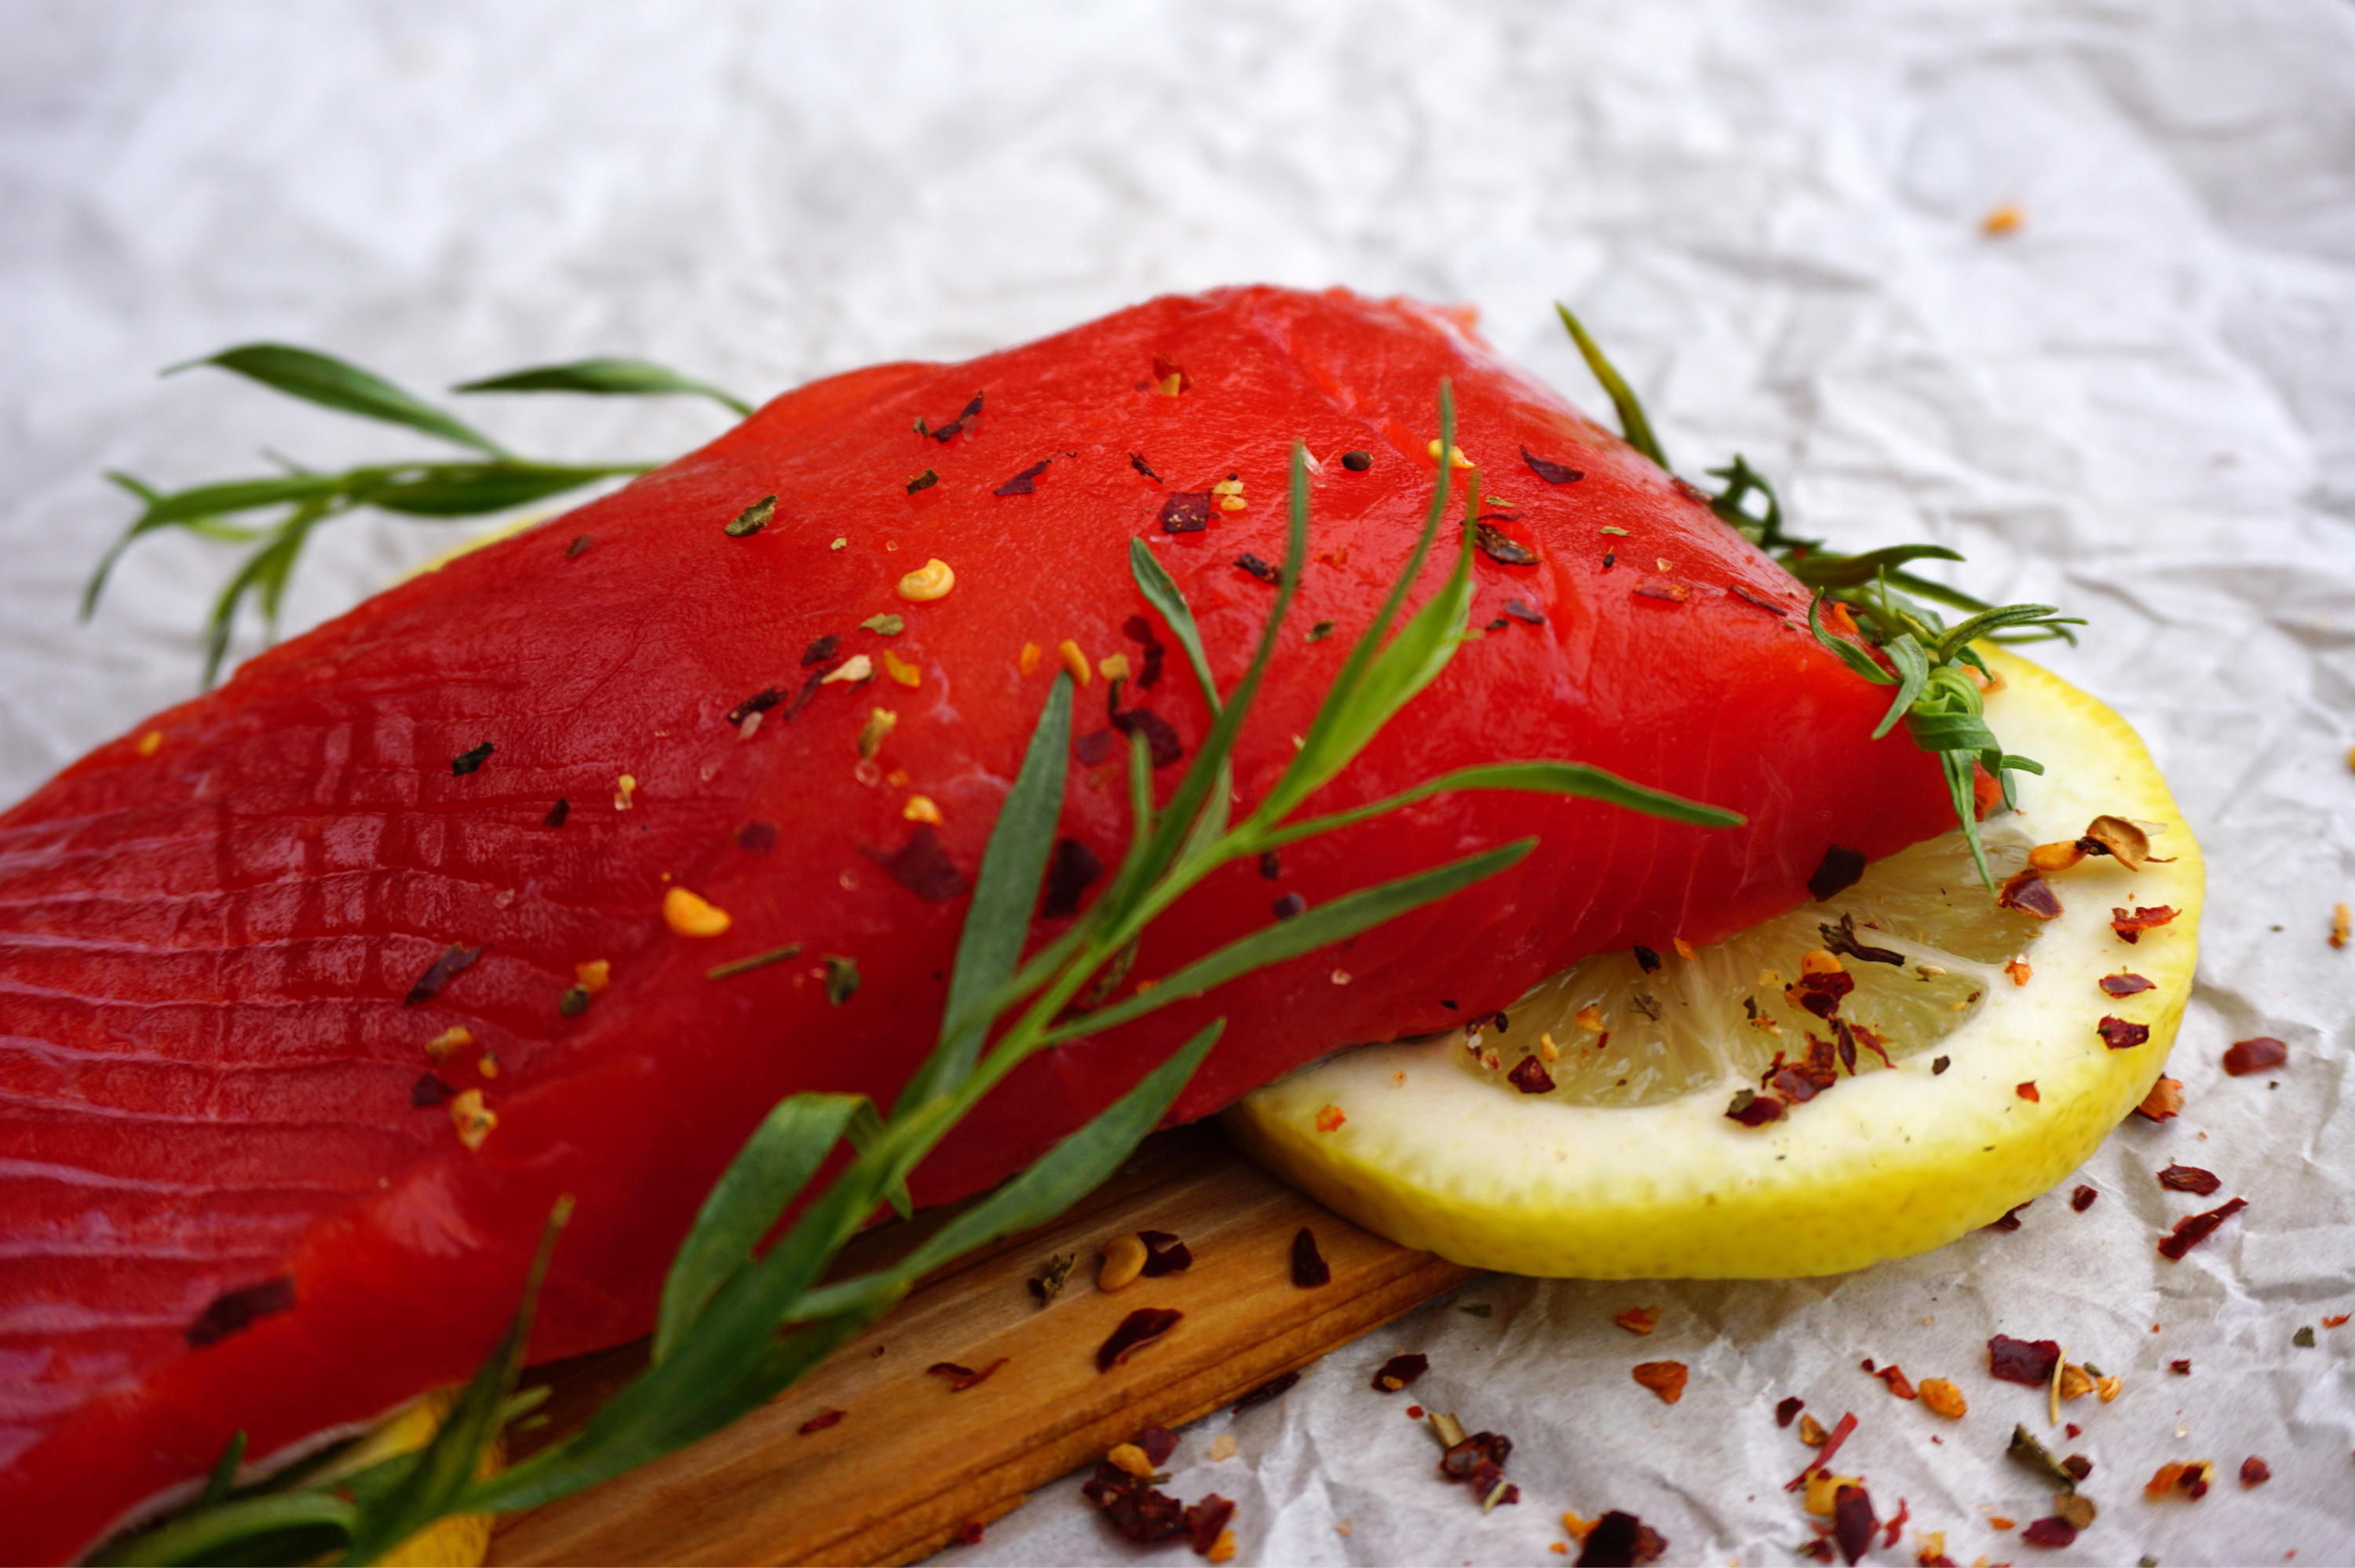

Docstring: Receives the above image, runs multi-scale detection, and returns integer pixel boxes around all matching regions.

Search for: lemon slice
[1225,648,2202,1278]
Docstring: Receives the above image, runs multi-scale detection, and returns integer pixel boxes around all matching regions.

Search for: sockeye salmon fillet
[0,286,1951,1560]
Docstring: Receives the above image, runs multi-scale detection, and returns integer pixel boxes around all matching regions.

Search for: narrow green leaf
[1554,302,1667,470]
[454,358,754,418]
[652,1093,862,1364]
[172,345,503,457]
[1932,603,2076,663]
[369,463,644,517]
[1128,538,1222,715]
[901,673,1074,1117]
[1806,593,1894,687]
[845,1098,914,1222]
[1254,760,1742,852]
[197,1431,246,1511]
[1043,839,1534,1045]
[91,1490,360,1567]
[341,1198,570,1563]
[201,505,334,689]
[1875,633,1932,740]
[1785,544,1966,591]
[1880,567,1995,615]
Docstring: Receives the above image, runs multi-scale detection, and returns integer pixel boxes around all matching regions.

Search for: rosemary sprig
[86,345,752,688]
[1555,303,2084,886]
[93,385,1739,1566]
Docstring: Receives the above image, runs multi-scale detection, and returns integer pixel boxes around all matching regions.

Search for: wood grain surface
[487,1122,1474,1566]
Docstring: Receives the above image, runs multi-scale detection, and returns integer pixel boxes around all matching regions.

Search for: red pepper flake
[1729,582,1791,618]
[2110,904,2178,943]
[1372,1352,1429,1391]
[1615,1306,1661,1336]
[2016,1080,2040,1102]
[2101,972,2154,997]
[1508,1054,1557,1094]
[1988,1334,2061,1387]
[1184,1495,1235,1557]
[2159,1196,2247,1260]
[1787,969,1855,1020]
[994,459,1052,496]
[2222,1036,2289,1076]
[1121,614,1167,691]
[926,392,984,443]
[2158,1163,2222,1196]
[1634,576,1689,603]
[1630,1361,1688,1404]
[860,824,972,903]
[1881,1497,1909,1549]
[1291,1227,1331,1289]
[2144,1459,2215,1500]
[1406,1404,1423,1419]
[801,634,842,667]
[542,796,570,828]
[1831,1484,1877,1566]
[1785,1412,1859,1490]
[1314,1104,1345,1133]
[926,1357,1009,1392]
[1138,1230,1193,1278]
[1084,1473,1187,1543]
[1575,1510,1667,1566]
[403,943,484,1007]
[951,1519,984,1546]
[735,820,778,855]
[1725,1088,1784,1126]
[726,687,783,726]
[2241,1456,2272,1487]
[1776,1395,1805,1428]
[1984,1201,2031,1233]
[2097,1016,2151,1050]
[185,1275,296,1348]
[2018,1517,2077,1548]
[1158,492,1212,534]
[2325,1315,2351,1329]
[1233,552,1283,585]
[1521,446,1584,484]
[2136,1075,2185,1121]
[1997,868,2065,920]
[1041,837,1104,920]
[1073,728,1113,768]
[1130,453,1161,482]
[1473,522,1540,567]
[2170,1358,2192,1373]
[1097,1307,1183,1372]
[2072,1184,2098,1212]
[1111,706,1186,769]
[797,1409,845,1435]
[1437,1431,1517,1510]
[411,1074,455,1107]
[1874,1365,1918,1400]
[1230,1369,1298,1415]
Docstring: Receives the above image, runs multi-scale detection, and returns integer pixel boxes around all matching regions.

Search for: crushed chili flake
[403,943,484,1007]
[950,1519,984,1546]
[797,1408,845,1435]
[927,392,984,442]
[1875,1365,1918,1400]
[1184,1495,1235,1558]
[1042,837,1104,920]
[2101,972,2154,997]
[1633,575,1689,603]
[732,820,780,856]
[1831,1484,1877,1566]
[2071,1184,2098,1212]
[411,1074,455,1107]
[2061,1455,2092,1482]
[1507,1054,1556,1095]
[2137,1075,2184,1121]
[1473,521,1539,566]
[2241,1456,2272,1487]
[1725,1088,1784,1126]
[2016,1081,2040,1102]
[1096,1307,1183,1372]
[2222,1035,2288,1076]
[2144,1458,2215,1501]
[926,1358,1009,1392]
[725,687,783,726]
[1138,1230,1192,1278]
[860,824,971,903]
[1233,552,1282,585]
[2097,1016,2151,1051]
[801,634,842,667]
[1776,1396,1805,1428]
[2005,956,2032,986]
[2158,1196,2246,1260]
[2158,1163,2222,1196]
[1085,1474,1187,1543]
[2326,1315,2351,1329]
[1158,492,1212,534]
[1437,1431,1517,1509]
[725,495,776,537]
[1997,868,2065,920]
[1313,1103,1345,1132]
[1231,1370,1298,1414]
[994,459,1052,496]
[1291,1227,1331,1288]
[1111,707,1185,769]
[2019,1517,2077,1548]
[1521,446,1584,484]
[1374,1353,1429,1392]
[1575,1510,1665,1566]
[1615,1306,1661,1336]
[1073,728,1112,767]
[1798,1413,1829,1446]
[2170,1358,2192,1374]
[2110,904,2178,943]
[1989,1335,2061,1387]
[1630,1361,1688,1404]
[1787,968,1855,1021]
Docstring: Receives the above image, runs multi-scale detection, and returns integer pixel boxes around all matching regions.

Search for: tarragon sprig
[86,345,751,688]
[93,384,1740,1566]
[1554,303,2083,886]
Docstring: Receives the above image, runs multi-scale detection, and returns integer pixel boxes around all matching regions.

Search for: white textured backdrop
[4,2,2353,1563]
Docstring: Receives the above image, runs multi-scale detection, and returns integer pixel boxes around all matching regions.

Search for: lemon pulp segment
[1224,648,2201,1278]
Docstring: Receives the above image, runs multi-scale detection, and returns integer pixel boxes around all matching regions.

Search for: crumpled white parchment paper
[3,2,2351,1562]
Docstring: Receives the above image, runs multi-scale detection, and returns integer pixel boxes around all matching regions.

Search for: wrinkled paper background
[5,2,2353,1562]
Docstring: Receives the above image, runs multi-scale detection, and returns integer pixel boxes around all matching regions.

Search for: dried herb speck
[185,1276,296,1348]
[1234,552,1282,585]
[706,944,804,982]
[1272,892,1305,921]
[451,742,495,776]
[1502,599,1545,625]
[994,460,1051,497]
[726,687,783,725]
[1130,453,1162,482]
[823,955,860,1007]
[542,797,570,828]
[906,469,938,494]
[411,1074,455,1107]
[725,495,776,538]
[1308,621,1335,641]
[862,613,905,636]
[801,635,841,668]
[1029,1253,1075,1305]
[1473,522,1539,566]
[404,943,484,1007]
[1521,447,1583,485]
[565,534,593,560]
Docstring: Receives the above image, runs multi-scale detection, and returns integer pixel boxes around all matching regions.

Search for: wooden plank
[488,1122,1473,1566]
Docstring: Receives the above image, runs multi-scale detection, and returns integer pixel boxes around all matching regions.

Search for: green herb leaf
[1127,538,1223,715]
[453,358,754,418]
[197,1431,246,1511]
[1554,302,1667,469]
[370,462,644,517]
[861,614,905,635]
[1784,544,1966,592]
[172,345,504,457]
[1256,760,1741,852]
[845,1098,915,1222]
[652,1093,863,1365]
[90,1490,362,1567]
